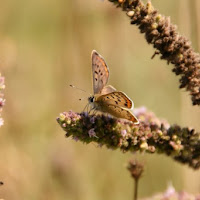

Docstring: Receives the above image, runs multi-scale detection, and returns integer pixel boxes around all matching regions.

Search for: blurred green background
[0,0,200,199]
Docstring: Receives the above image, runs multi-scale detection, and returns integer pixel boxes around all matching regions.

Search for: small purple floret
[88,128,98,138]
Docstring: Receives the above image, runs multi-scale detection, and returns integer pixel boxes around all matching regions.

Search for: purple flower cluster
[146,185,200,200]
[57,107,200,169]
[0,74,5,127]
[109,0,200,106]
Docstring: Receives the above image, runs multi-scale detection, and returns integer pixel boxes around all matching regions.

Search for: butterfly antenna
[79,97,85,101]
[69,84,92,96]
[69,84,87,92]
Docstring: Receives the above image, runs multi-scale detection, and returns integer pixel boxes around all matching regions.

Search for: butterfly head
[88,95,96,110]
[88,96,95,103]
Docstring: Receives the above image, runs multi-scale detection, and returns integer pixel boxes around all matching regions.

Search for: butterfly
[88,50,139,124]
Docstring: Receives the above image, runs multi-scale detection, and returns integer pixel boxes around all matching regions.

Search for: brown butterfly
[88,50,139,124]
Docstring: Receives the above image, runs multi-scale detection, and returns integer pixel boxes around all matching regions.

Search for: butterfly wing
[101,85,116,95]
[100,104,139,124]
[92,50,109,94]
[97,91,133,109]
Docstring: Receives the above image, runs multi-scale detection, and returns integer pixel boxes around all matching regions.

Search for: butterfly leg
[93,109,98,115]
[83,103,89,112]
[88,107,95,115]
[91,108,98,115]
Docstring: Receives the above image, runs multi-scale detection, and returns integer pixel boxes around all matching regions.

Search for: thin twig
[134,179,138,200]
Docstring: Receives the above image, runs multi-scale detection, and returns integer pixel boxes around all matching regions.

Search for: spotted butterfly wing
[96,92,139,124]
[99,104,139,124]
[92,50,109,95]
[97,91,133,109]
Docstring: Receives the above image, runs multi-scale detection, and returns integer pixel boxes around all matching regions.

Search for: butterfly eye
[88,96,95,103]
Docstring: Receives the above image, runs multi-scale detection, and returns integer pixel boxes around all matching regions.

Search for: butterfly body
[88,50,139,124]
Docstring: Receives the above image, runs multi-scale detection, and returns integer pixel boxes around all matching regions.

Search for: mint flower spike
[0,73,5,127]
[108,0,200,106]
[57,107,200,170]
